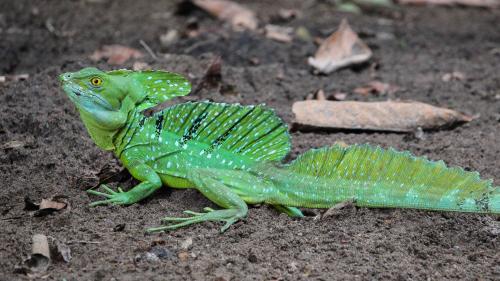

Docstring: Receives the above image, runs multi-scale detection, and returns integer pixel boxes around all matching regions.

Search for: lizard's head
[59,67,192,150]
[59,67,133,150]
[59,67,129,112]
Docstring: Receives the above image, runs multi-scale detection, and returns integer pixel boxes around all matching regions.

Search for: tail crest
[281,144,498,213]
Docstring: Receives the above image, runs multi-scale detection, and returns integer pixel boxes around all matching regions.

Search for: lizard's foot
[146,207,245,233]
[87,184,133,206]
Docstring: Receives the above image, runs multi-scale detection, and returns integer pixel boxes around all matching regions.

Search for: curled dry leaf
[292,100,473,132]
[397,0,500,8]
[308,19,372,74]
[264,24,294,43]
[15,234,51,275]
[192,0,258,31]
[90,45,144,65]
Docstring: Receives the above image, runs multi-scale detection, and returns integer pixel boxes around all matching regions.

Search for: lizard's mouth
[63,83,115,111]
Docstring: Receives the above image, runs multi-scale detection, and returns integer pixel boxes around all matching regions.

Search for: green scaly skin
[59,67,499,233]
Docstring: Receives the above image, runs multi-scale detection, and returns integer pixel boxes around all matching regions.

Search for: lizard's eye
[90,77,102,87]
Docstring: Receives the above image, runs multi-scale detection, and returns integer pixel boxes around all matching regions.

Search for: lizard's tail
[269,144,499,214]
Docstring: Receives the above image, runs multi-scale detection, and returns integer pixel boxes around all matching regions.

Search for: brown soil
[1,0,499,280]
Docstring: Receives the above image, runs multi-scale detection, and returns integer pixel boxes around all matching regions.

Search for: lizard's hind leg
[146,169,248,233]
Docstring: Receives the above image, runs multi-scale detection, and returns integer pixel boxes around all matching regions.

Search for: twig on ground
[67,240,102,244]
[139,40,158,60]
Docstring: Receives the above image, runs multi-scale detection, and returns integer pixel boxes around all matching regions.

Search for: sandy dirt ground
[1,0,499,280]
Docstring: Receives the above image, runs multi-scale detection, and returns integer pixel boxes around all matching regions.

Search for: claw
[89,198,116,207]
[147,207,244,233]
[221,218,237,233]
[183,210,204,216]
[161,216,194,222]
[146,220,199,233]
[86,185,131,206]
[87,189,114,198]
[101,184,118,194]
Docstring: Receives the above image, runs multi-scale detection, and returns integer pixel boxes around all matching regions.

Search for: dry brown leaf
[397,0,500,7]
[33,197,68,217]
[308,19,372,74]
[192,0,258,31]
[90,45,144,65]
[39,199,67,210]
[264,24,294,43]
[353,81,399,96]
[292,100,473,132]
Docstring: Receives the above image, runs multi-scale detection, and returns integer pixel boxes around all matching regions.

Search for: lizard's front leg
[88,161,162,206]
[146,169,248,233]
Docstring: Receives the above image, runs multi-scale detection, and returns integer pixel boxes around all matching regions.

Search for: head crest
[132,70,191,105]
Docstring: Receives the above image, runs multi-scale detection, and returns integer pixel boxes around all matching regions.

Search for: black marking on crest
[139,115,147,127]
[192,103,223,140]
[155,113,164,137]
[179,109,210,146]
[207,106,257,152]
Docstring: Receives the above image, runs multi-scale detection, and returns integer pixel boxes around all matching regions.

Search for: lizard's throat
[79,109,126,151]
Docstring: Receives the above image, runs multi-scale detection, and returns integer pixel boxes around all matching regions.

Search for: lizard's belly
[160,174,193,189]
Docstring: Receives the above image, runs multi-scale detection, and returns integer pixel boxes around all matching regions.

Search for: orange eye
[90,77,102,86]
